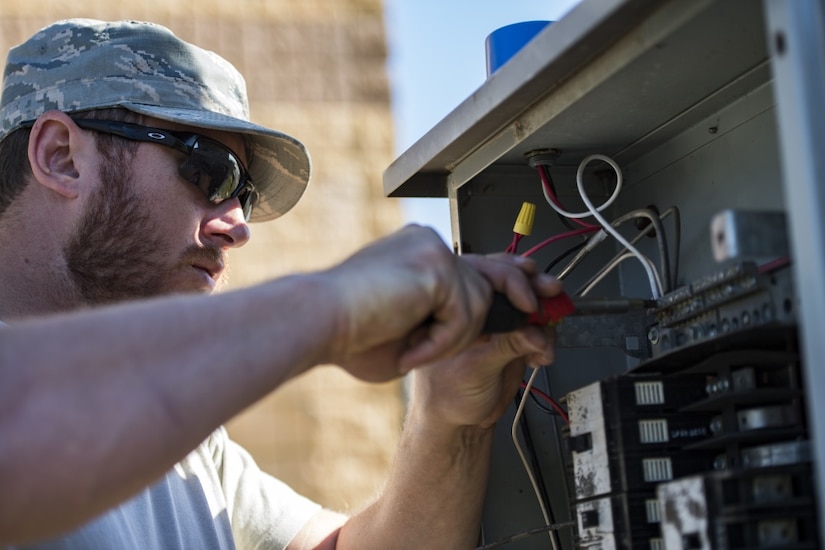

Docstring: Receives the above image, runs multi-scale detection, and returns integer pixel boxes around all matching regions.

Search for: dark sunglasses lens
[180,140,255,220]
[188,143,244,202]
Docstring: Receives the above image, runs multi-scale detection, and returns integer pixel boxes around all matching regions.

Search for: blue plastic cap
[485,20,552,77]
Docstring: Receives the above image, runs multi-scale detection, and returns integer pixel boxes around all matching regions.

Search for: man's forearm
[0,227,549,545]
[0,273,338,543]
[337,407,494,550]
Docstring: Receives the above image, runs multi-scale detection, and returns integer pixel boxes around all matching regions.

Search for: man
[0,19,561,549]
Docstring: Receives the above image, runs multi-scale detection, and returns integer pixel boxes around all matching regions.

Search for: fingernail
[536,273,559,285]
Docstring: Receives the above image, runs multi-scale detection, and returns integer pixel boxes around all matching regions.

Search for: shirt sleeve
[208,427,322,550]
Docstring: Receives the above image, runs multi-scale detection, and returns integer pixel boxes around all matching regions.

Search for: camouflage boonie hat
[0,18,310,222]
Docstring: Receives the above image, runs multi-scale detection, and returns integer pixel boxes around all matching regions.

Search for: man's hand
[330,255,561,550]
[321,225,554,382]
[409,261,561,431]
[410,332,552,431]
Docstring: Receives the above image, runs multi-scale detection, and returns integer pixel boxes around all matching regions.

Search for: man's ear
[27,110,96,199]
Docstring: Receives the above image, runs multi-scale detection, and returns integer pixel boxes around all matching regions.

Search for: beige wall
[1,0,405,513]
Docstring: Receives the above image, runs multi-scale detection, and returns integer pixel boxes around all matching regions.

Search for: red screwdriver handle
[527,292,576,326]
[482,291,575,334]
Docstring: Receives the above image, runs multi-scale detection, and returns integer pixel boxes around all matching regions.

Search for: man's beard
[63,155,224,305]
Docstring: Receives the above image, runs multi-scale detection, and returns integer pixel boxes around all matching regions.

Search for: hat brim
[119,102,310,223]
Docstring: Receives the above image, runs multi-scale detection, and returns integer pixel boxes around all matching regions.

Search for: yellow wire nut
[513,202,536,236]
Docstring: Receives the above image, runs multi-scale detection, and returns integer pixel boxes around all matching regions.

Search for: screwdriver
[481,291,655,333]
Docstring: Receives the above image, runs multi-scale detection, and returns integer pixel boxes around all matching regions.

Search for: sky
[382,0,582,242]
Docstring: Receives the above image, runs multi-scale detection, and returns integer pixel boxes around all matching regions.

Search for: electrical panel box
[384,0,825,548]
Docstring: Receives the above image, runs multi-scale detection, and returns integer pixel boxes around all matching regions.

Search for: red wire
[758,256,791,273]
[519,226,599,258]
[504,233,524,254]
[521,381,569,424]
[538,166,599,230]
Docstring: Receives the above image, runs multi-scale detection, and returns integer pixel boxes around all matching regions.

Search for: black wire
[544,240,587,274]
[513,390,561,550]
[528,389,560,415]
[667,206,681,290]
[539,164,579,232]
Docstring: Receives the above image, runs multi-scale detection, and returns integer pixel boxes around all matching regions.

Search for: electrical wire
[662,206,681,289]
[568,215,671,298]
[500,217,562,549]
[527,391,558,415]
[504,233,524,254]
[554,209,670,289]
[575,251,662,297]
[571,206,681,294]
[538,158,680,292]
[503,157,681,548]
[544,240,587,274]
[573,154,662,298]
[610,208,671,292]
[514,390,559,550]
[518,226,599,258]
[542,154,623,220]
[510,368,558,550]
[554,229,608,281]
[628,206,680,290]
[521,381,569,424]
[474,521,576,550]
[758,256,791,273]
[538,165,580,231]
[538,165,599,230]
[506,157,625,545]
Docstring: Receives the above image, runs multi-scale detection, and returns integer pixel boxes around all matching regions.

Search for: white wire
[578,252,663,297]
[511,154,660,547]
[575,154,662,299]
[510,367,559,550]
[541,159,623,219]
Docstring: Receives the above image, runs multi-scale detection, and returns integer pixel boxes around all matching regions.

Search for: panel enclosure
[383,0,825,548]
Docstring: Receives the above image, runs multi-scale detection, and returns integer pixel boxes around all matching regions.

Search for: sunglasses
[59,119,257,221]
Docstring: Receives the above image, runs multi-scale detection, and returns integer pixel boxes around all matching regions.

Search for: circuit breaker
[383,0,825,548]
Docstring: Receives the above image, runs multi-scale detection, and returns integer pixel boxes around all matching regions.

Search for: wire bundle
[497,152,681,549]
[492,153,787,547]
